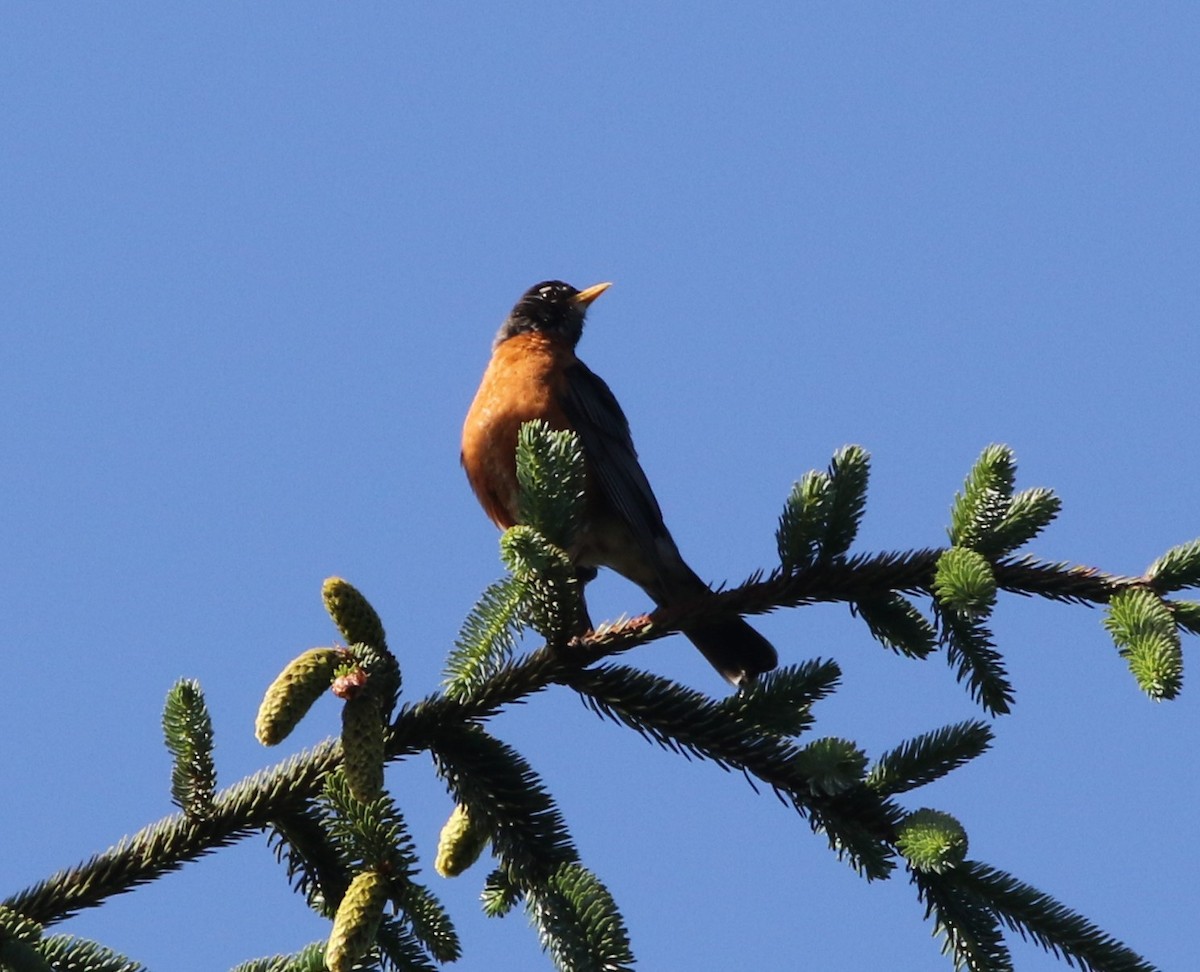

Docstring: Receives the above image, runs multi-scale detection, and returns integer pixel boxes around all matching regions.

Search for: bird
[461,279,778,687]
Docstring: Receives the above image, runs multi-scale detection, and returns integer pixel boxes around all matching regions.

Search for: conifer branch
[914,867,1013,972]
[526,863,634,972]
[376,918,443,972]
[36,935,147,972]
[716,659,841,737]
[868,720,994,795]
[229,940,326,972]
[430,725,577,887]
[2,740,343,925]
[269,805,347,918]
[939,610,1014,716]
[565,664,903,879]
[853,593,939,657]
[4,441,1181,970]
[162,679,216,820]
[944,862,1156,972]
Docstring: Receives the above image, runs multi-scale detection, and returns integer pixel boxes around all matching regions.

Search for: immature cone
[933,546,997,616]
[255,648,343,746]
[896,808,969,873]
[435,803,490,878]
[325,869,388,972]
[341,693,385,802]
[323,577,387,650]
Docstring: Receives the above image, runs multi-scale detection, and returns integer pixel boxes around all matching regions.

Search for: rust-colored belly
[461,332,575,529]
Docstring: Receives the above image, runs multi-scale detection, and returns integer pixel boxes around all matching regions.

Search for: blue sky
[2,5,1197,970]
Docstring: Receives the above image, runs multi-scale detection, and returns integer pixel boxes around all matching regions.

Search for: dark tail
[613,543,779,687]
[684,617,778,687]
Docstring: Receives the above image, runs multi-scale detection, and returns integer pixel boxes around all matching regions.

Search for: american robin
[462,280,778,686]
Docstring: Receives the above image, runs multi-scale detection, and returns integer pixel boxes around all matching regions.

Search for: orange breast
[461,332,576,529]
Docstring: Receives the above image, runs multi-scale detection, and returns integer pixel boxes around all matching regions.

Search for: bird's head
[494,280,612,349]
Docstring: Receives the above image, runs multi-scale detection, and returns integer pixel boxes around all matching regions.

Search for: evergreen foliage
[1104,588,1184,700]
[854,593,939,657]
[442,577,526,701]
[938,608,1013,716]
[1146,538,1200,593]
[948,444,1017,554]
[525,863,634,972]
[776,443,869,571]
[162,679,217,818]
[1171,599,1200,636]
[867,720,993,795]
[515,420,588,550]
[3,433,1194,970]
[34,936,147,972]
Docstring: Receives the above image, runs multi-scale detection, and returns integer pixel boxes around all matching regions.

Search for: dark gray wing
[560,359,673,562]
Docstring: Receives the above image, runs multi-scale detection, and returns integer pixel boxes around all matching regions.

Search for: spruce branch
[526,862,634,972]
[716,659,841,737]
[952,862,1156,972]
[949,445,1017,555]
[989,487,1061,556]
[269,805,348,918]
[443,577,528,701]
[566,664,902,879]
[430,724,577,887]
[1104,588,1184,700]
[1145,538,1200,594]
[162,679,216,819]
[823,444,871,558]
[375,918,443,972]
[319,772,420,882]
[775,444,870,570]
[2,530,1164,939]
[914,867,1013,972]
[35,936,147,972]
[393,883,461,964]
[868,720,993,795]
[481,868,522,919]
[7,431,1186,971]
[853,593,939,658]
[3,739,343,926]
[939,609,1014,716]
[568,664,784,767]
[500,525,585,643]
[515,420,588,550]
[229,941,327,972]
[777,469,832,571]
[1169,599,1200,636]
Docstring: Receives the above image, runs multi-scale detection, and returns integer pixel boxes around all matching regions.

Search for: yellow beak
[574,282,613,307]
